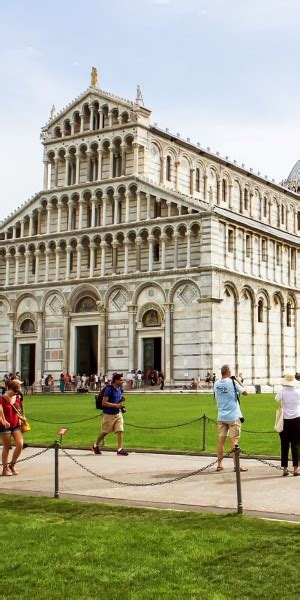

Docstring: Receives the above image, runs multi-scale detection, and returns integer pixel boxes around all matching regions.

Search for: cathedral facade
[0,71,299,388]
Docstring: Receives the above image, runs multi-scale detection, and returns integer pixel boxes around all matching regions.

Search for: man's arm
[235,378,250,396]
[102,389,124,409]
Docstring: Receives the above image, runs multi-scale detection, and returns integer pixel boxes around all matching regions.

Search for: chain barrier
[24,414,100,425]
[125,416,203,430]
[206,416,276,435]
[239,448,284,471]
[60,447,233,487]
[0,445,53,468]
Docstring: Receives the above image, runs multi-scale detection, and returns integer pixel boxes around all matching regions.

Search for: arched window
[291,249,296,270]
[20,319,35,334]
[222,179,227,202]
[244,189,249,211]
[262,239,267,262]
[258,300,264,323]
[281,205,285,225]
[228,229,234,253]
[70,251,74,272]
[263,197,268,218]
[75,296,97,313]
[153,242,160,262]
[195,168,200,192]
[166,156,171,182]
[142,309,161,327]
[286,302,292,327]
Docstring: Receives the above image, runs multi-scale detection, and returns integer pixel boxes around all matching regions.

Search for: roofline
[150,126,300,201]
[42,86,151,131]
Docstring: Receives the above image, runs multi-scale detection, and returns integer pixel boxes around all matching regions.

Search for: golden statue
[91,67,98,87]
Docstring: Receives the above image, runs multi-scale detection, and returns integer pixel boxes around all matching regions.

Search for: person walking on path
[0,379,25,476]
[92,373,128,456]
[214,364,250,472]
[275,374,300,476]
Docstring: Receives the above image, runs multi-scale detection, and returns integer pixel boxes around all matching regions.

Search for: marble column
[89,242,95,278]
[44,249,50,282]
[114,195,119,225]
[89,104,94,129]
[204,174,208,200]
[78,200,84,229]
[57,201,62,233]
[5,255,10,286]
[46,206,52,235]
[173,232,179,269]
[98,150,103,181]
[7,312,16,373]
[55,248,60,281]
[146,193,151,220]
[229,184,233,210]
[54,158,59,187]
[75,151,80,184]
[98,304,107,375]
[148,236,154,272]
[124,190,130,223]
[91,197,97,228]
[164,303,174,384]
[86,151,92,183]
[135,236,142,272]
[35,250,40,284]
[20,220,25,238]
[43,160,49,190]
[112,241,118,274]
[29,214,34,237]
[161,234,166,270]
[121,144,126,176]
[66,247,71,279]
[128,304,137,371]
[80,112,84,133]
[24,250,30,285]
[175,161,180,191]
[62,307,70,374]
[36,311,44,383]
[98,109,103,129]
[217,178,221,206]
[100,242,106,276]
[190,169,195,195]
[186,231,191,268]
[136,190,142,222]
[167,201,172,218]
[102,196,107,226]
[133,142,139,176]
[37,209,42,235]
[124,240,129,274]
[76,244,82,279]
[64,157,70,187]
[68,201,73,230]
[15,253,20,285]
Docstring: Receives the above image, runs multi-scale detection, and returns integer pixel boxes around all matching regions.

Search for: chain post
[202,414,207,451]
[234,444,243,515]
[54,440,60,499]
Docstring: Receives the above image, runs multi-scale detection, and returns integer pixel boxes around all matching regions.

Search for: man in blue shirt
[92,373,128,456]
[214,364,249,471]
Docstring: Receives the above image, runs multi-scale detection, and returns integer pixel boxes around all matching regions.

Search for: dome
[287,159,300,183]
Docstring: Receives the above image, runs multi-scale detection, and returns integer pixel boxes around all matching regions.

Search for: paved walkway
[0,447,299,521]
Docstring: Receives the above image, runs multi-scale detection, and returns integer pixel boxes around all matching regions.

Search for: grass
[19,392,281,456]
[0,494,299,600]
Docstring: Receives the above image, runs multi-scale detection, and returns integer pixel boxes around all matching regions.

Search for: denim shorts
[0,425,21,435]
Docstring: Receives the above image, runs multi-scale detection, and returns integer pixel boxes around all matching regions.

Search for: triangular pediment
[42,86,151,132]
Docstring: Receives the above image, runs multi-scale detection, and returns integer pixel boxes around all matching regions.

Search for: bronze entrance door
[20,344,36,385]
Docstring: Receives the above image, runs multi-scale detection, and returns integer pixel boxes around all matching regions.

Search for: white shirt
[275,386,300,419]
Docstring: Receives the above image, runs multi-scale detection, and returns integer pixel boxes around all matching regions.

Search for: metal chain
[125,416,203,430]
[60,448,232,487]
[206,416,276,435]
[238,448,284,471]
[0,445,53,468]
[24,414,100,425]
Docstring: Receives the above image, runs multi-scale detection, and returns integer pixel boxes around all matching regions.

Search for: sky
[1,0,300,222]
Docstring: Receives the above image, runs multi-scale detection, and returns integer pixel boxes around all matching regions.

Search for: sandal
[2,468,12,477]
[282,469,289,477]
[9,463,18,475]
[234,466,248,472]
[216,465,224,472]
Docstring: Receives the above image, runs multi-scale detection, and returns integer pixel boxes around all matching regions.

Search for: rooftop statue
[91,67,98,87]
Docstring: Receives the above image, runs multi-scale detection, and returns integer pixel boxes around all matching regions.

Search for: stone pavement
[0,447,299,521]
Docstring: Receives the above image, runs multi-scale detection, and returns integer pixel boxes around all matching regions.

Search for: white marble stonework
[0,73,299,386]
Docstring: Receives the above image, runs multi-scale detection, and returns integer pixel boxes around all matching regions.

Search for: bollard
[234,444,244,515]
[202,414,207,451]
[54,440,60,499]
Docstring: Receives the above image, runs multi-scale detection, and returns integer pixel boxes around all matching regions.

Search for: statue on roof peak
[91,67,98,87]
[50,105,56,120]
[135,84,143,106]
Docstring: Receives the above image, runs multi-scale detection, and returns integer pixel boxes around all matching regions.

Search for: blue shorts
[0,425,21,435]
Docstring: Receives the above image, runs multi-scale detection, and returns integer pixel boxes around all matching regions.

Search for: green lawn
[0,495,299,600]
[20,392,280,456]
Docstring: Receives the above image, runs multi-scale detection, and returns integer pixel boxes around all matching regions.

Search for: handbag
[274,402,284,433]
[11,402,32,433]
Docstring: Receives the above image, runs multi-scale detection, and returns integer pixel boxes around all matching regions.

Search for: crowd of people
[1,365,299,477]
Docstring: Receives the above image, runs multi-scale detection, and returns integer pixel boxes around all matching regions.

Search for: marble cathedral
[0,69,299,388]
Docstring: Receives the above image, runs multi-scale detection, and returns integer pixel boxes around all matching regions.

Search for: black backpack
[95,385,113,410]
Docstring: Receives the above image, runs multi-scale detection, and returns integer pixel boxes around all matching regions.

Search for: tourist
[41,374,45,393]
[59,373,65,393]
[136,370,142,389]
[0,379,25,476]
[92,373,128,456]
[214,364,250,472]
[159,371,165,390]
[275,374,300,476]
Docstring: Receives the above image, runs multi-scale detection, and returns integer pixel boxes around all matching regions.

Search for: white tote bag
[274,402,284,433]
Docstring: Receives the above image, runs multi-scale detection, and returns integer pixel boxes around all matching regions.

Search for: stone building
[0,70,299,387]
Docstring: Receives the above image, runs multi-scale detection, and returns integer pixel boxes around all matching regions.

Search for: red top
[0,395,21,428]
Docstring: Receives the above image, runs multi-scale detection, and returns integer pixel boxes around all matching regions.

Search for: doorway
[76,325,98,375]
[21,344,36,385]
[143,337,162,376]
